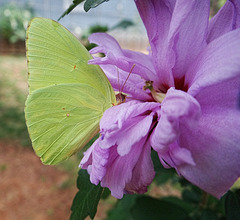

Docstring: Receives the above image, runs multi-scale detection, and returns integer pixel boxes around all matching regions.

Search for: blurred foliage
[84,0,110,12]
[59,0,110,20]
[111,20,134,30]
[0,56,30,145]
[59,0,85,20]
[210,0,226,16]
[0,103,30,146]
[81,24,109,50]
[81,24,109,40]
[0,3,35,43]
[61,0,227,20]
[81,19,134,51]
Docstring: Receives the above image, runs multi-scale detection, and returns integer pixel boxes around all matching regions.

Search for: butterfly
[25,17,117,165]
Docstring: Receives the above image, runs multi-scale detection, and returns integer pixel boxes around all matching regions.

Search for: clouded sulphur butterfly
[25,17,116,165]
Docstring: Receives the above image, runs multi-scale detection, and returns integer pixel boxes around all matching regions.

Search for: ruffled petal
[207,0,240,43]
[81,135,155,199]
[100,101,160,134]
[88,32,157,81]
[158,142,195,175]
[151,88,201,153]
[79,100,160,198]
[186,29,240,96]
[100,136,154,199]
[99,101,160,153]
[79,142,94,169]
[90,139,110,185]
[116,114,154,156]
[169,143,195,167]
[125,140,155,194]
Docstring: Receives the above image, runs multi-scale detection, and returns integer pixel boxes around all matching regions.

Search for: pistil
[144,81,166,103]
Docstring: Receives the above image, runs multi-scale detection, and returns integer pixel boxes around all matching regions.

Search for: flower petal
[169,143,195,167]
[158,142,195,174]
[116,114,154,156]
[207,0,240,43]
[151,88,201,153]
[178,115,240,197]
[99,64,152,101]
[88,32,156,81]
[135,0,175,87]
[135,0,210,88]
[99,101,160,153]
[100,136,154,199]
[135,0,175,46]
[169,0,209,81]
[90,139,110,185]
[79,142,94,169]
[125,140,155,194]
[174,74,240,198]
[100,101,160,134]
[186,29,240,96]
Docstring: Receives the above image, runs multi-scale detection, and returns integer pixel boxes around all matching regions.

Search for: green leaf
[107,194,138,220]
[84,0,110,12]
[182,189,202,204]
[58,0,85,20]
[225,190,240,220]
[111,20,134,30]
[70,169,104,220]
[131,196,190,220]
[200,210,220,220]
[58,0,111,19]
[208,193,225,216]
[161,196,194,213]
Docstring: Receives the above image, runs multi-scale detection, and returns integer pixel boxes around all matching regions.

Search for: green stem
[200,191,209,210]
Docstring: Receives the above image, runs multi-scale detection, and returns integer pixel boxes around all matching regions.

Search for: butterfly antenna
[120,64,136,92]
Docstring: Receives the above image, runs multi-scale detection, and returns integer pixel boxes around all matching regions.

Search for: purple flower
[80,0,240,199]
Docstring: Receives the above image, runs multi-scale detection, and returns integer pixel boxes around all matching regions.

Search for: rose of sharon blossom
[80,0,240,199]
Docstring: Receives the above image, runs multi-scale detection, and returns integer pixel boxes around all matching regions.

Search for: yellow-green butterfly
[25,17,116,165]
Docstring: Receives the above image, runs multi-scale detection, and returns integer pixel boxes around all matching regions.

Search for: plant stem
[200,191,209,210]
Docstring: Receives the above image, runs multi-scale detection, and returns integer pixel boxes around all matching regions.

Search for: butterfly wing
[25,17,116,165]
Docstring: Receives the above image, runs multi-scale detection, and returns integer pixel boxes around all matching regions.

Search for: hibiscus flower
[80,0,240,199]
